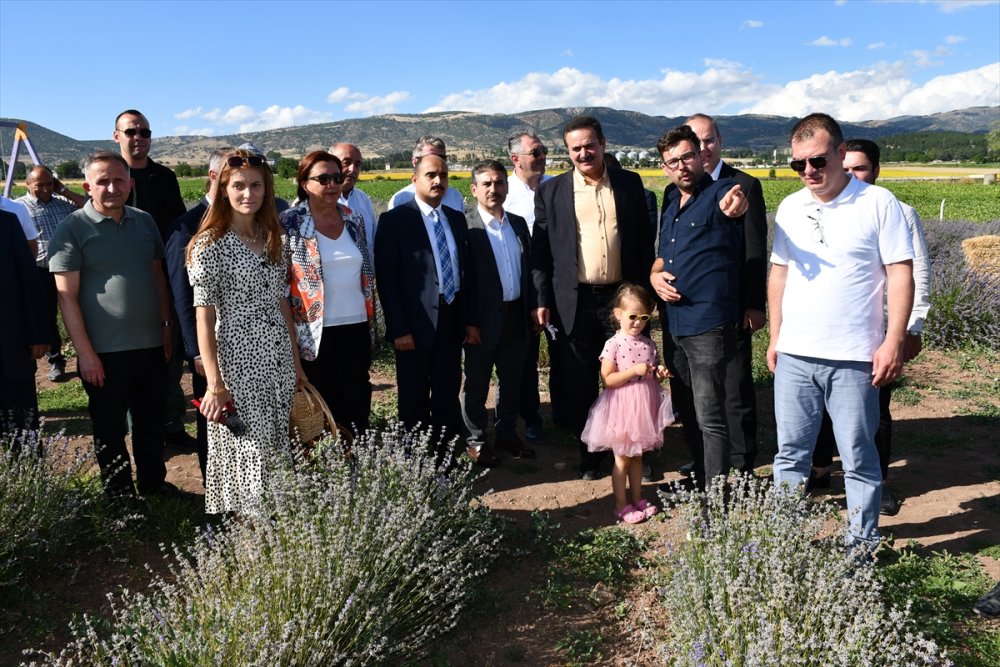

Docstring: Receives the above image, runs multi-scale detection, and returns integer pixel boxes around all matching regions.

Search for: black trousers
[0,349,38,438]
[190,360,208,481]
[395,299,464,451]
[82,347,167,496]
[301,321,373,435]
[37,267,64,362]
[813,382,894,480]
[519,332,543,430]
[725,326,758,473]
[551,284,618,473]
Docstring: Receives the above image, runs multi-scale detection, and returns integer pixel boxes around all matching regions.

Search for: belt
[580,282,620,293]
[501,298,523,311]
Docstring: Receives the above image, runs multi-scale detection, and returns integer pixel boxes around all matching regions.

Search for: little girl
[581,284,674,524]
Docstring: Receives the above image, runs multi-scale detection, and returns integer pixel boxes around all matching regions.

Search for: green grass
[555,629,604,665]
[878,544,999,666]
[37,381,88,413]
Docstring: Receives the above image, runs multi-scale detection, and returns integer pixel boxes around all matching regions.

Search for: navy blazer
[164,199,208,359]
[718,162,768,313]
[374,198,476,348]
[531,166,655,335]
[0,211,46,380]
[466,207,533,349]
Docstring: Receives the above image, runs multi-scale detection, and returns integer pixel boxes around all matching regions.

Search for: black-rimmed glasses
[227,155,267,168]
[308,173,345,186]
[662,152,698,171]
[119,128,152,139]
[518,147,548,159]
[789,155,828,173]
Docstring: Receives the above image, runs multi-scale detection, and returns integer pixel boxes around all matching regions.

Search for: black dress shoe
[497,436,536,459]
[657,477,699,505]
[880,486,901,516]
[805,469,831,493]
[579,469,602,481]
[165,431,198,452]
[139,481,195,499]
[678,461,695,477]
[466,445,501,468]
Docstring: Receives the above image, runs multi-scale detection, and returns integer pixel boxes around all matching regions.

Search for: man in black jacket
[114,109,192,452]
[531,115,656,479]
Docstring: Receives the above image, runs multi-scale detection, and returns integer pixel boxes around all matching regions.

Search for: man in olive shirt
[48,151,176,500]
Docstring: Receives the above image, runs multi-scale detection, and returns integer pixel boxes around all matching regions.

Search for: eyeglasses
[227,155,267,168]
[807,208,826,246]
[518,147,548,159]
[789,155,828,173]
[308,173,345,186]
[701,135,718,148]
[119,128,152,139]
[662,152,699,171]
[626,313,650,322]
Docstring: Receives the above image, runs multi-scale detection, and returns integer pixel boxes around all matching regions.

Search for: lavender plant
[31,423,500,666]
[0,429,111,585]
[921,220,1000,351]
[657,474,949,666]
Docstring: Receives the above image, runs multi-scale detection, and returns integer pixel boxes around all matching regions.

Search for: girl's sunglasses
[626,313,650,322]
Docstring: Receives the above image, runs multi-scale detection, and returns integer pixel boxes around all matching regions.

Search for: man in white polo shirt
[767,113,914,551]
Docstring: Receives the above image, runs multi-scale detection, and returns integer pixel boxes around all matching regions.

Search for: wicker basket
[289,381,337,444]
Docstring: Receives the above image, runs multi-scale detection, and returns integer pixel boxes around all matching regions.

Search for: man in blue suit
[375,154,478,452]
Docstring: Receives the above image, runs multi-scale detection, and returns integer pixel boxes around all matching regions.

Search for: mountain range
[2,106,997,166]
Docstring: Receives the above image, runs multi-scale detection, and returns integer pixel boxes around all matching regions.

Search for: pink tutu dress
[581,333,675,457]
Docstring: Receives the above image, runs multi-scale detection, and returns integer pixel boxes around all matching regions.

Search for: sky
[1,0,998,141]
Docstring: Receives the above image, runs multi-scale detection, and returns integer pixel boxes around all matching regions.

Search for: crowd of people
[1,108,933,553]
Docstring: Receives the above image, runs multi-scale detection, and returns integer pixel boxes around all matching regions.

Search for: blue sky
[1,0,997,141]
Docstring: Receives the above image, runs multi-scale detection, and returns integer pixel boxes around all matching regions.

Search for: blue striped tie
[431,209,457,304]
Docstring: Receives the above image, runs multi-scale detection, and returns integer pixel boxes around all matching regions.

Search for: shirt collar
[805,173,862,208]
[709,159,723,181]
[478,205,507,228]
[83,199,133,224]
[414,197,440,218]
[572,165,610,189]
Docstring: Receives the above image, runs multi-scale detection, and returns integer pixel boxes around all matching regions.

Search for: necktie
[431,209,457,304]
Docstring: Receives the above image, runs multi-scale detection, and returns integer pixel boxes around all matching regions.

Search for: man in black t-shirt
[113,109,192,452]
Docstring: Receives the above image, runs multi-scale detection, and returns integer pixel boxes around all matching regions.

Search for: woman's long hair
[186,148,283,265]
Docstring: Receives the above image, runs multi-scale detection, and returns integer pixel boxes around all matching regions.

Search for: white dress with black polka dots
[189,232,295,515]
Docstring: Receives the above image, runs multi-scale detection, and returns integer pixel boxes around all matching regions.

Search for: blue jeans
[773,353,881,546]
[668,323,736,490]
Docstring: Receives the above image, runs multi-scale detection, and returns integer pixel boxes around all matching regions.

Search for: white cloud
[929,0,997,13]
[174,107,203,120]
[424,62,775,117]
[944,34,967,44]
[741,19,763,28]
[741,61,999,121]
[810,36,852,47]
[169,103,333,133]
[563,48,574,57]
[868,41,888,49]
[326,87,410,115]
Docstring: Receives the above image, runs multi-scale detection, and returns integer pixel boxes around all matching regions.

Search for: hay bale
[962,235,1000,278]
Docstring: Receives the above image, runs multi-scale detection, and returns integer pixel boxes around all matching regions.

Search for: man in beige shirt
[531,115,655,479]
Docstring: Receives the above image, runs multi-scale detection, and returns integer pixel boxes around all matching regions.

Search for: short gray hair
[208,148,230,174]
[412,136,447,160]
[508,131,542,156]
[84,150,129,176]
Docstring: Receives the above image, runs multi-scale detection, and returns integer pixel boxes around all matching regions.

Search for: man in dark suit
[532,115,656,479]
[461,160,535,467]
[163,150,227,481]
[0,210,48,440]
[683,113,768,475]
[375,154,478,452]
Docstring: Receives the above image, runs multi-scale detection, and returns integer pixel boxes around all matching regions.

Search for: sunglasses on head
[520,147,548,158]
[627,313,650,322]
[120,128,152,139]
[308,173,345,186]
[227,155,267,168]
[789,155,828,173]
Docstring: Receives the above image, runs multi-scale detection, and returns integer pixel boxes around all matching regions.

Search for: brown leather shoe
[496,436,536,459]
[467,445,501,468]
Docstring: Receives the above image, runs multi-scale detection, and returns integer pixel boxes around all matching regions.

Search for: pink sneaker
[634,498,659,519]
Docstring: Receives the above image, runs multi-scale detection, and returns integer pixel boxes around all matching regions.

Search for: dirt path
[10,348,999,665]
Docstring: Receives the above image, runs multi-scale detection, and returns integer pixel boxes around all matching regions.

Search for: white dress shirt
[478,205,521,301]
[414,197,460,294]
[339,187,377,263]
[389,183,465,214]
[503,172,552,235]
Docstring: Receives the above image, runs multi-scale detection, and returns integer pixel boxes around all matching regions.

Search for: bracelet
[209,385,229,396]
